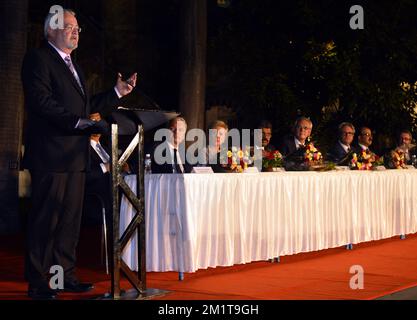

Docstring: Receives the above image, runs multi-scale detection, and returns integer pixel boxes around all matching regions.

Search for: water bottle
[144,154,152,174]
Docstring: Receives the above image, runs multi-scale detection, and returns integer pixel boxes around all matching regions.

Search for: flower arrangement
[384,149,406,169]
[262,150,284,170]
[349,149,375,170]
[226,146,252,173]
[303,141,323,164]
[284,137,330,171]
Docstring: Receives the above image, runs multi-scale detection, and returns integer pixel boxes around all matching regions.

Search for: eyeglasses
[63,25,82,33]
[342,132,355,136]
[360,133,372,137]
[297,126,312,131]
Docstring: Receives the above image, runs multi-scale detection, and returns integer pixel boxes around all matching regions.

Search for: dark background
[23,0,417,152]
[2,0,417,233]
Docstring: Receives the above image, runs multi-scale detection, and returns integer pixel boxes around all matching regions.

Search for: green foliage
[208,0,417,154]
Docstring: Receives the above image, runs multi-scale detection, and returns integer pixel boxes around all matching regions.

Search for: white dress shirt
[48,41,123,129]
[48,41,83,86]
[358,143,368,151]
[167,142,184,173]
[294,137,305,149]
[339,141,351,153]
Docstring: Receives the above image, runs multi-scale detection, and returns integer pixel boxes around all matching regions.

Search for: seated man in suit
[356,126,376,155]
[396,129,416,164]
[327,122,355,164]
[152,116,191,173]
[279,116,313,157]
[255,120,276,156]
[84,113,130,224]
[85,132,112,223]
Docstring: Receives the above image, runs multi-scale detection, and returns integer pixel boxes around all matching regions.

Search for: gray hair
[338,122,355,134]
[44,8,76,39]
[293,116,313,130]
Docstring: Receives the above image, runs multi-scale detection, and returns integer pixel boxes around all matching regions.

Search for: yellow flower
[325,40,336,51]
[238,150,244,158]
[227,150,233,158]
[401,81,411,91]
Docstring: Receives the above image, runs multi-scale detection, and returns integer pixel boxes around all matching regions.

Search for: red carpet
[1,227,417,300]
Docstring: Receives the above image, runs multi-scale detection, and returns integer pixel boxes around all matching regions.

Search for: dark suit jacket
[208,151,229,173]
[151,142,192,174]
[279,135,297,157]
[86,143,110,185]
[327,142,351,163]
[256,143,276,152]
[83,143,112,225]
[402,145,417,165]
[21,42,120,172]
[352,144,377,157]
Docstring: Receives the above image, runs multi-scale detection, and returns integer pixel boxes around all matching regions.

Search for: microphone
[135,88,161,110]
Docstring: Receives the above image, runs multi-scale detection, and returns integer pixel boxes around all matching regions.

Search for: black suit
[401,145,417,165]
[21,42,120,288]
[256,143,276,152]
[86,142,111,185]
[327,142,351,164]
[85,142,112,223]
[279,135,298,157]
[151,142,191,173]
[353,144,377,156]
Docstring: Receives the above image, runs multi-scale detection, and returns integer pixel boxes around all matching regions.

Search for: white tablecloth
[120,170,417,273]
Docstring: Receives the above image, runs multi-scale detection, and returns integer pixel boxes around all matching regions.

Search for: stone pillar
[179,0,207,130]
[0,1,28,234]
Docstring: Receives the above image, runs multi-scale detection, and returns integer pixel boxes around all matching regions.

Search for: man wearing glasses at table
[21,8,137,299]
[280,116,313,156]
[327,122,356,164]
[396,130,416,164]
[356,126,376,154]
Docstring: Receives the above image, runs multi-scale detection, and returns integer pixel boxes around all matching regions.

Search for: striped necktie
[64,55,85,95]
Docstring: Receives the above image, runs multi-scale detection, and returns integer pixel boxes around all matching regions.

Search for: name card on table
[191,167,214,174]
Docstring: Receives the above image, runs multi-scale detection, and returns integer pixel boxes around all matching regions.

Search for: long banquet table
[120,170,417,273]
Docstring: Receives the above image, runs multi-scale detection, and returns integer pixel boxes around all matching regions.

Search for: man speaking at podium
[21,7,137,299]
